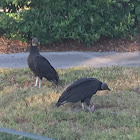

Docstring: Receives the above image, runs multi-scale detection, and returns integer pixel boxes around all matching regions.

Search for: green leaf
[135,6,140,15]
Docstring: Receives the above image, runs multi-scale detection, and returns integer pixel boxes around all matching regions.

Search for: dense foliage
[0,0,140,45]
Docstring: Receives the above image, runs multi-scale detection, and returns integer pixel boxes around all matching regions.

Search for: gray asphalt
[0,51,140,69]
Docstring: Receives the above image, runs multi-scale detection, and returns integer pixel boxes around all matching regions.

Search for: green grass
[0,132,31,140]
[0,66,140,140]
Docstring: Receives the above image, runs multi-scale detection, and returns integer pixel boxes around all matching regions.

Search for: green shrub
[0,0,140,45]
[134,0,140,31]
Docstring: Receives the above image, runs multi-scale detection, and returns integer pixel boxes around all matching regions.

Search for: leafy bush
[0,0,140,45]
[134,0,140,31]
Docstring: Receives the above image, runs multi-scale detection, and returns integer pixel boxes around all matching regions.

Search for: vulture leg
[34,77,39,87]
[81,101,85,110]
[90,105,95,112]
[87,105,95,112]
[39,79,42,88]
[87,106,92,112]
[85,97,93,112]
[82,102,85,110]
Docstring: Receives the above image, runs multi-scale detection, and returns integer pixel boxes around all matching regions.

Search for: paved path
[0,51,140,69]
[0,127,54,140]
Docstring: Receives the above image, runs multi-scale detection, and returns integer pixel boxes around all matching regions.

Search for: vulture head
[31,37,39,46]
[101,82,110,91]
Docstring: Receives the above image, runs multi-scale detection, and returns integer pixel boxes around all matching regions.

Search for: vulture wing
[56,78,101,106]
[34,54,59,84]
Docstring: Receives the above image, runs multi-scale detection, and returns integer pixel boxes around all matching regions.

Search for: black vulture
[56,78,110,112]
[27,37,59,88]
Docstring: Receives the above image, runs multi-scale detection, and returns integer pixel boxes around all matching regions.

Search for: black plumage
[56,78,110,112]
[27,37,59,88]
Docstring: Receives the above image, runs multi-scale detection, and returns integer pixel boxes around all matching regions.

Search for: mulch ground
[0,34,140,54]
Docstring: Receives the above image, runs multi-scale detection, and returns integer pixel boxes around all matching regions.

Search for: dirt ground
[0,34,140,54]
